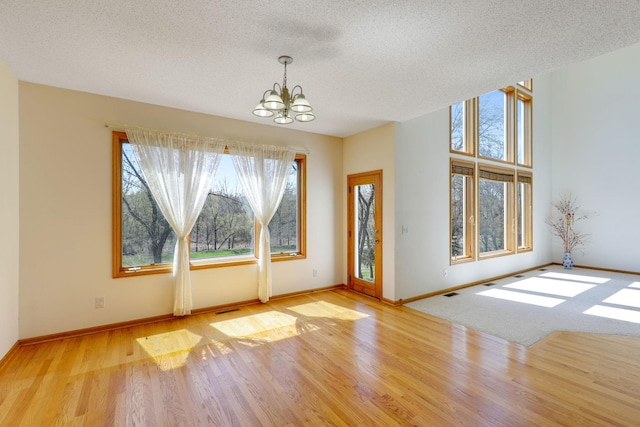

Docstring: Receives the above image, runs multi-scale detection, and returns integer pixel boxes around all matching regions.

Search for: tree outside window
[113,132,305,277]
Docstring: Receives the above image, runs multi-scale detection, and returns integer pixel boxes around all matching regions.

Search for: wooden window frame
[448,79,533,264]
[269,152,307,263]
[477,163,515,259]
[112,131,306,278]
[450,159,476,264]
[518,79,533,91]
[516,91,533,167]
[450,99,476,157]
[477,87,515,165]
[516,171,533,252]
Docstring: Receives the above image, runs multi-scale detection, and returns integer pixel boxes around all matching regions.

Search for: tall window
[113,132,306,277]
[268,160,303,256]
[451,161,475,261]
[450,99,475,156]
[516,92,532,166]
[478,89,513,162]
[517,172,533,251]
[478,166,514,256]
[449,80,533,263]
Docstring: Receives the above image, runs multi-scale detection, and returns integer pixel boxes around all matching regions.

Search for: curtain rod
[105,122,311,154]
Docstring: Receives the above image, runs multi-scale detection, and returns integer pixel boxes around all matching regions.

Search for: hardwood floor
[1,289,639,426]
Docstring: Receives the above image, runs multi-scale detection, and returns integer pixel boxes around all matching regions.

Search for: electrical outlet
[95,296,105,308]
[443,269,448,277]
[312,269,318,277]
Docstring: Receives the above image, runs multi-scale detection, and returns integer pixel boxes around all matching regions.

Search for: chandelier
[253,56,315,124]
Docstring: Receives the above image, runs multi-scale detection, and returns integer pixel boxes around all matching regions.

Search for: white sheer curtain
[126,127,226,316]
[227,143,296,303]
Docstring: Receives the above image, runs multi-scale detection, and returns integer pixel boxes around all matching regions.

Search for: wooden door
[347,170,382,299]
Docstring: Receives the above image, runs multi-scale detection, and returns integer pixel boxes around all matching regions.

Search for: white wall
[343,123,396,302]
[18,83,343,339]
[0,60,20,359]
[551,42,640,272]
[394,75,553,301]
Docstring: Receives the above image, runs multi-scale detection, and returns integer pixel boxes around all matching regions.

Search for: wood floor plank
[2,289,640,426]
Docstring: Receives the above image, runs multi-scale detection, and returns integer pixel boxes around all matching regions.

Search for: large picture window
[113,132,306,277]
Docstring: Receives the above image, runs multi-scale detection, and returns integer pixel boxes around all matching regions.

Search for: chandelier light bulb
[291,94,312,113]
[295,112,316,122]
[274,111,294,124]
[263,90,284,110]
[253,100,274,117]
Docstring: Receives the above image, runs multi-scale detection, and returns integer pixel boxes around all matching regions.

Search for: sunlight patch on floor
[630,282,640,289]
[504,277,596,297]
[210,311,311,341]
[136,329,202,370]
[540,272,610,284]
[584,305,640,324]
[603,288,640,309]
[478,288,565,307]
[287,301,369,321]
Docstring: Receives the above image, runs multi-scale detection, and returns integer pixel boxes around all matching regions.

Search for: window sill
[114,265,172,278]
[451,256,475,265]
[478,249,514,260]
[190,256,257,270]
[272,252,306,262]
[114,252,307,278]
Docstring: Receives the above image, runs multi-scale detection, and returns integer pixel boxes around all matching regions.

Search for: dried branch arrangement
[546,193,594,253]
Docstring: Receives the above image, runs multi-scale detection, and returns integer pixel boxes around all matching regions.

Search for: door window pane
[354,183,375,282]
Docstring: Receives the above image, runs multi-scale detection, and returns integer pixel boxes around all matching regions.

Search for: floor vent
[483,282,496,286]
[514,275,524,278]
[539,268,547,271]
[444,292,458,297]
[215,308,240,315]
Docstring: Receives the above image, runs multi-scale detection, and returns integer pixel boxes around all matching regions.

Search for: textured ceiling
[2,1,640,137]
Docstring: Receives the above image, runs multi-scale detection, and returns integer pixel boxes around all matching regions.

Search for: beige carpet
[406,265,640,346]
